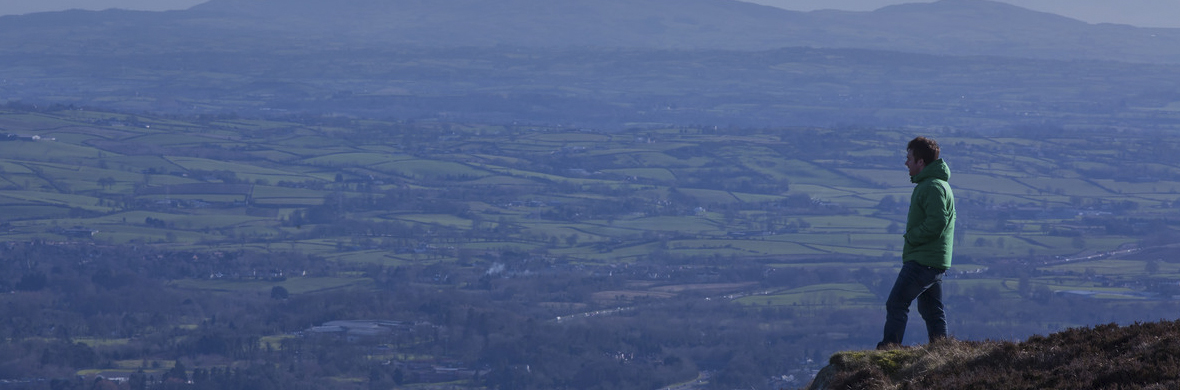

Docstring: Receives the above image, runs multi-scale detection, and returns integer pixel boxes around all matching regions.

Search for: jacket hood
[911,158,950,184]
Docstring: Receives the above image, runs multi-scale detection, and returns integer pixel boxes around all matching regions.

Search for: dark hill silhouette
[808,320,1180,389]
[3,0,1180,63]
[812,0,1179,61]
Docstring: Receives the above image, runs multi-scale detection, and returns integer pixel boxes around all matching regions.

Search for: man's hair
[907,137,940,166]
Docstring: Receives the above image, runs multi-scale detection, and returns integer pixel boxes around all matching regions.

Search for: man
[877,136,956,350]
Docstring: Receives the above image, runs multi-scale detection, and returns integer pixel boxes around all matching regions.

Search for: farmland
[4,106,1180,306]
[3,106,1180,388]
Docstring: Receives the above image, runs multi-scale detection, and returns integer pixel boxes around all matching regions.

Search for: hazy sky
[0,0,1177,28]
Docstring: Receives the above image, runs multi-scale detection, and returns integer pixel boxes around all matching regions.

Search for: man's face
[905,149,925,177]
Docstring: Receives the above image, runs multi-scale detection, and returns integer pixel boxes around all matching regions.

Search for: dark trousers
[879,261,947,347]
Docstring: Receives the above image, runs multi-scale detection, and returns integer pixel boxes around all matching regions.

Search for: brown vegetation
[810,320,1180,389]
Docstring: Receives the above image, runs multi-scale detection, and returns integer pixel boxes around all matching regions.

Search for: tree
[271,286,290,300]
[163,361,188,383]
[876,195,897,211]
[129,371,147,390]
[1146,260,1161,274]
[97,177,116,190]
[15,272,47,291]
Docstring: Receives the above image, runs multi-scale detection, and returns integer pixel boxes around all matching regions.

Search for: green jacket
[903,158,956,270]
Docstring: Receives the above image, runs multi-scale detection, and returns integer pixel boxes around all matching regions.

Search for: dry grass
[813,338,996,390]
[811,321,1180,389]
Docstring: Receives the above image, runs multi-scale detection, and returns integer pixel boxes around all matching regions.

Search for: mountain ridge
[3,0,1180,63]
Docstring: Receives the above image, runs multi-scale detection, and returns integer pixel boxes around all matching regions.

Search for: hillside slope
[808,320,1180,389]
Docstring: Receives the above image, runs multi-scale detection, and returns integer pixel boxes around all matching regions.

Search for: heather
[814,320,1180,389]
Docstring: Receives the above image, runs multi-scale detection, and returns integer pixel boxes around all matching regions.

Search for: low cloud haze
[2,0,1179,29]
[0,0,205,15]
[747,0,1180,28]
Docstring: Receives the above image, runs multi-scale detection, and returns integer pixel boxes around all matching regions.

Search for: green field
[736,283,877,307]
[0,108,1168,301]
[168,276,373,295]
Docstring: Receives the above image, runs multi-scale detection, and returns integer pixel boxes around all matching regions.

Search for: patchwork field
[0,108,1172,305]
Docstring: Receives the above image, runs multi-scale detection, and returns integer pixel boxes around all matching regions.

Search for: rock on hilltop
[809,320,1180,389]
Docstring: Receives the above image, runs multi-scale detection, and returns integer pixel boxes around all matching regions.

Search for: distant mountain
[187,0,813,49]
[3,0,1180,128]
[3,0,1180,63]
[811,0,1180,61]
